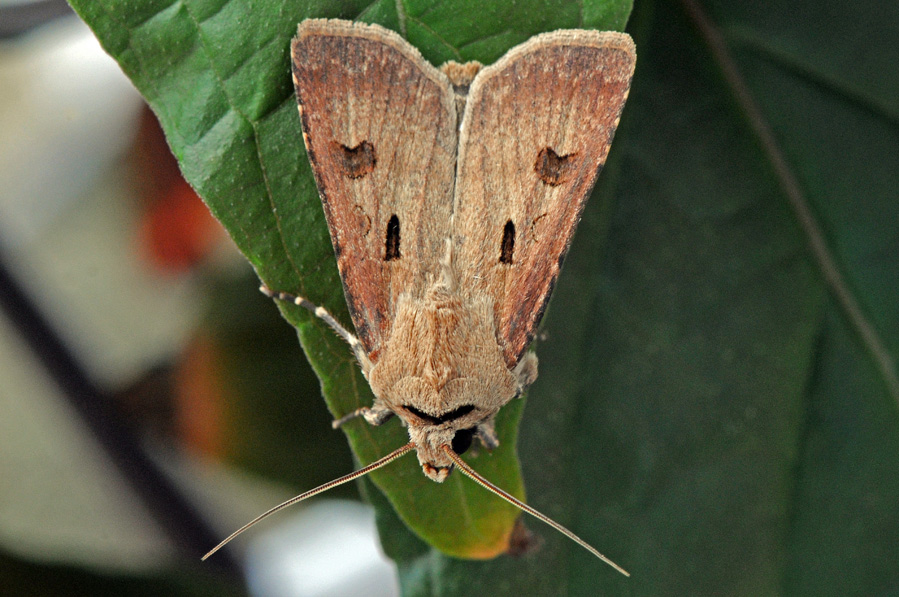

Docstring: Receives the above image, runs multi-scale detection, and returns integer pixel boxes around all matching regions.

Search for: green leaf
[69,0,899,594]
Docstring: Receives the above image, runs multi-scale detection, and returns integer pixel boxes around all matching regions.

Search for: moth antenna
[203,442,415,561]
[441,445,629,577]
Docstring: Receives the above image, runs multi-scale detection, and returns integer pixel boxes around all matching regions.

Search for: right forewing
[451,30,636,367]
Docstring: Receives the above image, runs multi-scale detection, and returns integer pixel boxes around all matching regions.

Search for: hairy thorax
[368,284,519,479]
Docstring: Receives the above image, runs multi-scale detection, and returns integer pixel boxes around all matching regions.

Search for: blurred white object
[0,15,200,388]
[0,312,174,570]
[0,14,194,572]
[0,15,143,247]
[246,500,400,597]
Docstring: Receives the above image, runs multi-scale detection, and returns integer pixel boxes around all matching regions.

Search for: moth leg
[260,285,373,375]
[331,403,395,429]
[513,352,539,393]
[475,418,500,451]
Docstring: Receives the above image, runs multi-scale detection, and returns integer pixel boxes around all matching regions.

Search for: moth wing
[292,20,457,359]
[452,30,636,367]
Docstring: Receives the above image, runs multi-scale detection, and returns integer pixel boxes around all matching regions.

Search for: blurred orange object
[134,106,222,274]
[175,332,226,458]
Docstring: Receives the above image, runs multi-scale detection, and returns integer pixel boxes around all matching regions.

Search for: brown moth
[204,19,635,575]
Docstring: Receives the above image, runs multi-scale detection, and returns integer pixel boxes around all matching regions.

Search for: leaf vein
[681,0,899,407]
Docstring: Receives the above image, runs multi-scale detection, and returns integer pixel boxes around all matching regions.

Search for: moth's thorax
[369,287,518,408]
[368,285,518,481]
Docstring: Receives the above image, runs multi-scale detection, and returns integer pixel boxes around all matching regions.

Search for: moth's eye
[499,220,515,264]
[534,147,576,186]
[385,214,401,261]
[451,428,476,455]
[333,140,376,179]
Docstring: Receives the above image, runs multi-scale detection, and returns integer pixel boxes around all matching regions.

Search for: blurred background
[4,0,898,595]
[0,2,398,594]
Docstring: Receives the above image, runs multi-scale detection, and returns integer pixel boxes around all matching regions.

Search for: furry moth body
[205,19,635,574]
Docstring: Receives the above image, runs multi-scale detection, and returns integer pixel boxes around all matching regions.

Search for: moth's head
[400,405,486,482]
[371,364,520,483]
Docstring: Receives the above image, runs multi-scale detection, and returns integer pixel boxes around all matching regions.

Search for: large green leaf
[69,0,899,594]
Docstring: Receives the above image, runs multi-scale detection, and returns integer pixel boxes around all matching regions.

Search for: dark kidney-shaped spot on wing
[332,140,376,179]
[534,147,576,186]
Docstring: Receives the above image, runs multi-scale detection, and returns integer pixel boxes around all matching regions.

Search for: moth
[205,19,635,575]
